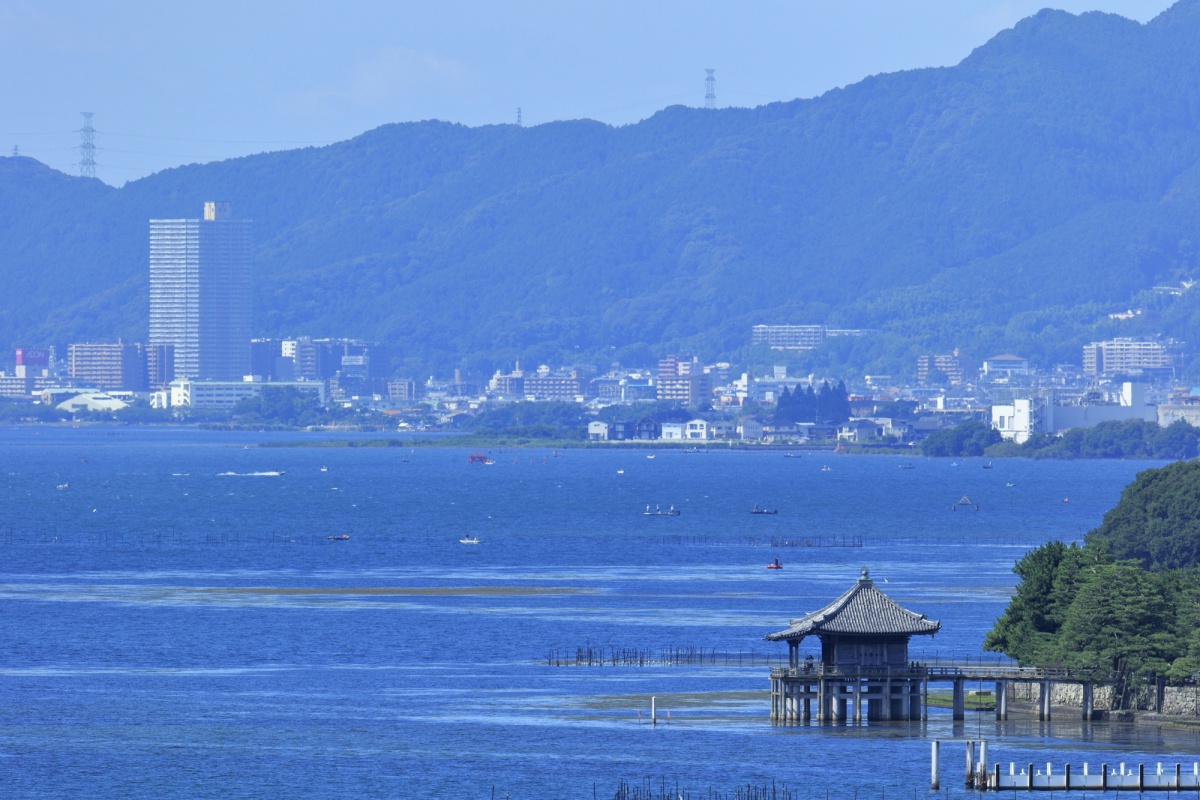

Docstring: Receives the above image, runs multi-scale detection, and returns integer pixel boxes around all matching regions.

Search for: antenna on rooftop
[705,69,716,109]
[77,112,96,178]
[517,107,523,127]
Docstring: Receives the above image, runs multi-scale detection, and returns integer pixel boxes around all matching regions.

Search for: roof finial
[860,566,870,582]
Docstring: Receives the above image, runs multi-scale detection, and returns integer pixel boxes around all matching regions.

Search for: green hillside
[6,3,1200,377]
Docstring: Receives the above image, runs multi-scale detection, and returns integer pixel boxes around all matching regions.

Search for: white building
[685,419,709,440]
[150,202,251,380]
[660,422,684,440]
[992,383,1156,443]
[168,377,326,410]
[587,421,609,441]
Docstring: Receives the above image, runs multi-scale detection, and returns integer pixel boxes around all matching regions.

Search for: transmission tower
[705,69,716,109]
[517,107,522,127]
[11,146,17,157]
[78,112,96,178]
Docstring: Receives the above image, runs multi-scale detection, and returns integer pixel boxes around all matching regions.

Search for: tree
[1087,460,1200,571]
[920,420,1001,457]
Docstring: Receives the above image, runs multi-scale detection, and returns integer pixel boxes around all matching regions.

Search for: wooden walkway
[770,661,1114,722]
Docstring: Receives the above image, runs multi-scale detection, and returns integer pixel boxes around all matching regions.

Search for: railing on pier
[772,661,1114,685]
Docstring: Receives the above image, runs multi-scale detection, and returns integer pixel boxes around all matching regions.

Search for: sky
[0,1,1178,185]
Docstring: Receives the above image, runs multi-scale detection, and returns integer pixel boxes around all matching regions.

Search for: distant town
[1,202,1197,447]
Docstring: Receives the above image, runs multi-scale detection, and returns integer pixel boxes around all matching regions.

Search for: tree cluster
[920,420,1001,457]
[986,461,1200,690]
[992,419,1200,461]
[773,381,851,425]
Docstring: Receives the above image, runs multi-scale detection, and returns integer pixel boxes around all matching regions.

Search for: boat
[616,469,625,475]
[467,452,490,464]
[327,534,349,541]
[643,504,681,517]
[56,483,69,490]
[983,461,993,469]
[820,465,832,472]
[646,454,656,460]
[767,558,783,570]
[320,466,328,472]
[459,535,481,545]
[750,504,778,515]
[898,463,915,470]
[783,453,803,459]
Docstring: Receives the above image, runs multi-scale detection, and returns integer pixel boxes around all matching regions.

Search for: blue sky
[0,1,1176,184]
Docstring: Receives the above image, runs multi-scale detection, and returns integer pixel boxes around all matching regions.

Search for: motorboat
[767,558,783,570]
[459,536,481,545]
[750,504,778,515]
[327,534,349,541]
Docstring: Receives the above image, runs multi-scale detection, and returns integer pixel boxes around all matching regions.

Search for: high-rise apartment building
[67,341,146,391]
[149,202,251,380]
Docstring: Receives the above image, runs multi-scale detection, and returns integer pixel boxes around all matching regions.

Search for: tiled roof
[765,568,940,641]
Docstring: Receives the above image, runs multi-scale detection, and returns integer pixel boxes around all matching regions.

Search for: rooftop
[765,567,940,642]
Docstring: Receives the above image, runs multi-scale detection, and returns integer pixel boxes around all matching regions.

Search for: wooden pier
[771,662,1107,723]
[933,740,1200,791]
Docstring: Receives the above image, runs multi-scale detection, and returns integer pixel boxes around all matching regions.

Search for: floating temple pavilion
[766,567,940,722]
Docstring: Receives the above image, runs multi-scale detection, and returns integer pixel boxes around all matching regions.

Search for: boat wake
[217,471,284,477]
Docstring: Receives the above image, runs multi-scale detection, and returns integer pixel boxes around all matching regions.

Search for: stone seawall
[1007,681,1200,716]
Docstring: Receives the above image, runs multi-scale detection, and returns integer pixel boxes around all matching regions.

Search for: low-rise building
[737,417,765,441]
[587,421,609,441]
[660,422,684,440]
[685,419,709,440]
[991,383,1156,443]
[168,377,326,410]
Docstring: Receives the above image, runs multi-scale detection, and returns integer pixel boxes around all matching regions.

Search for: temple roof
[765,567,940,642]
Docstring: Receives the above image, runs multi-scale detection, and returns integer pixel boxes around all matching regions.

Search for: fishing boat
[898,463,915,470]
[820,465,832,472]
[750,504,778,515]
[327,534,349,541]
[459,535,481,545]
[767,558,783,570]
[982,461,993,469]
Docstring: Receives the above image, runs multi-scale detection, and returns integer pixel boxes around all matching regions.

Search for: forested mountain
[7,2,1200,377]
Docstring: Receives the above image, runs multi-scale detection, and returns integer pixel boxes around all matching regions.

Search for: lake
[0,426,1191,799]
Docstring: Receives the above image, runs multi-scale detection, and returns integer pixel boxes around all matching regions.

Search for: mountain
[6,2,1200,378]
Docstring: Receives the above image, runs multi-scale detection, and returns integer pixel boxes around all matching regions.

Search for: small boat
[646,454,656,460]
[982,461,993,469]
[327,534,349,541]
[820,465,832,472]
[56,483,69,490]
[664,505,680,516]
[767,558,783,570]
[643,504,681,516]
[616,469,625,475]
[898,463,915,470]
[750,504,778,515]
[950,462,959,467]
[783,453,803,459]
[459,535,481,545]
[320,466,328,472]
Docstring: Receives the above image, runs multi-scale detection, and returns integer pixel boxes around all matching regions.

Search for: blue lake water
[0,426,1194,799]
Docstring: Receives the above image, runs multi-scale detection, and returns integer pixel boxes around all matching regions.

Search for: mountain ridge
[6,2,1200,377]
